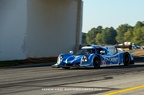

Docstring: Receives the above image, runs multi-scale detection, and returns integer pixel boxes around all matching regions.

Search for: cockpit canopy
[76,48,95,55]
[76,45,111,55]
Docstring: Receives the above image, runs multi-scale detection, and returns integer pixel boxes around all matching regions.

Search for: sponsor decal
[110,57,118,62]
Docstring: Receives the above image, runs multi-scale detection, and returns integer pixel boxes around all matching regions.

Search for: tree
[132,21,144,45]
[86,26,103,44]
[140,27,144,45]
[101,27,117,45]
[86,28,97,44]
[82,21,144,46]
[134,21,144,30]
[124,28,133,42]
[116,24,132,43]
[132,26,144,45]
[95,33,103,45]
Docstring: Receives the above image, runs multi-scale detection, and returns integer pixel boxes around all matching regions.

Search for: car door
[101,50,119,66]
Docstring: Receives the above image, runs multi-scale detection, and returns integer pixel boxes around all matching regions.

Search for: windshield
[76,49,95,55]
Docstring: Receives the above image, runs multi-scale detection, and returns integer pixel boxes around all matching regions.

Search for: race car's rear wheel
[123,53,130,66]
[62,67,70,69]
[93,56,100,68]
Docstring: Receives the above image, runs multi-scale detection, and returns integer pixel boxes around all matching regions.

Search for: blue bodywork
[52,45,134,68]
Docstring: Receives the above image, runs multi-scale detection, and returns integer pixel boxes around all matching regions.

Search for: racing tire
[62,67,70,69]
[130,60,134,65]
[93,56,100,69]
[123,53,130,66]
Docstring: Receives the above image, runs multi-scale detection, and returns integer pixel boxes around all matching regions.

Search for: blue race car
[52,45,134,69]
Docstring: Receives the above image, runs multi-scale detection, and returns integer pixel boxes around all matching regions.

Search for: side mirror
[69,51,73,54]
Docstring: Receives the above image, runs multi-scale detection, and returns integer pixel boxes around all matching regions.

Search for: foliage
[95,33,103,45]
[82,21,144,46]
[116,24,132,43]
[124,28,133,42]
[131,21,144,45]
[86,26,103,44]
[101,27,117,45]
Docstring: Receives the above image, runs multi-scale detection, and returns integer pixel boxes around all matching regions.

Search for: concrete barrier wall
[0,0,82,61]
[0,0,27,61]
[26,0,80,58]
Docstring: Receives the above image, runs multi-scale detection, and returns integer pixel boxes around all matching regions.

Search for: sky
[82,0,144,33]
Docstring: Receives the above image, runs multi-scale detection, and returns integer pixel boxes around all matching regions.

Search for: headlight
[82,55,88,63]
[57,55,63,64]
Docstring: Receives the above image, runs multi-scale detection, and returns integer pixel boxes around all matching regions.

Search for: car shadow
[59,63,144,70]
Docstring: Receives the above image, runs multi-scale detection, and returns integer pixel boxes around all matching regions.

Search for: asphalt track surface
[0,63,144,95]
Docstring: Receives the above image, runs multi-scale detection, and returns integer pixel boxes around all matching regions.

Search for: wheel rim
[124,54,130,65]
[125,55,130,63]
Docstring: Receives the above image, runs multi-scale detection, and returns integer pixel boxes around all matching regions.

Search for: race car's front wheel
[123,53,130,66]
[93,56,100,68]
